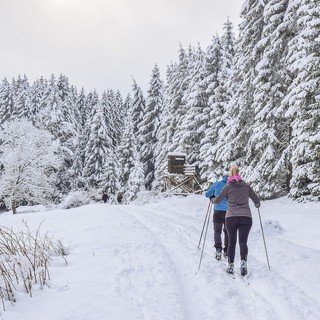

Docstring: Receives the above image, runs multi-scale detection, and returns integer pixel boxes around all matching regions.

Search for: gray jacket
[212,180,260,218]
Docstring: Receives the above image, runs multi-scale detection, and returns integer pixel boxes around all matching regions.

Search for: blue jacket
[205,176,228,211]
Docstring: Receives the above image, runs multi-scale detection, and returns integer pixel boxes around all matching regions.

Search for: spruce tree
[245,0,291,198]
[199,35,225,180]
[171,45,196,157]
[117,109,136,191]
[113,90,125,146]
[37,74,77,193]
[153,63,176,190]
[83,103,113,190]
[284,0,320,199]
[179,44,207,167]
[126,153,146,202]
[117,99,143,201]
[131,79,145,135]
[139,64,163,189]
[154,46,189,190]
[167,45,190,154]
[0,78,14,124]
[101,90,115,147]
[12,74,30,120]
[214,0,266,170]
[27,77,48,124]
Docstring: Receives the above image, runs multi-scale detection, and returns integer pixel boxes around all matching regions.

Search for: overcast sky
[0,0,243,96]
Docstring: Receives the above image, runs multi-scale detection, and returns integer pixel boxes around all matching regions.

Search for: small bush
[59,190,91,209]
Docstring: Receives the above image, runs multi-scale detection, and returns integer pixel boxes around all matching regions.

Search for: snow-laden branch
[0,119,61,213]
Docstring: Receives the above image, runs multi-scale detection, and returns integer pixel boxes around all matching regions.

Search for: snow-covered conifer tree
[27,77,48,124]
[117,96,132,182]
[36,74,78,193]
[153,63,176,190]
[198,35,225,179]
[178,44,207,167]
[113,90,125,146]
[125,154,146,202]
[214,0,266,170]
[206,22,235,179]
[102,152,120,203]
[164,46,189,154]
[12,74,30,120]
[0,78,14,124]
[69,88,87,189]
[154,46,189,189]
[117,98,144,200]
[244,0,291,198]
[170,45,196,157]
[139,64,163,189]
[82,90,100,144]
[83,102,113,190]
[101,89,123,149]
[101,90,115,145]
[131,79,145,135]
[283,0,320,199]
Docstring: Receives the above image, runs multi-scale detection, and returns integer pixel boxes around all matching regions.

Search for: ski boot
[240,260,247,276]
[223,248,228,260]
[215,248,222,261]
[226,262,234,274]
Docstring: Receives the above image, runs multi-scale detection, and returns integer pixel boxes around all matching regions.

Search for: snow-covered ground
[0,194,319,320]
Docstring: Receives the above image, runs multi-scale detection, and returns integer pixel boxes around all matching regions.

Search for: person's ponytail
[229,165,239,177]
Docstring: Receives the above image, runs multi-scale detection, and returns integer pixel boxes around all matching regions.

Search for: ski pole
[258,208,271,271]
[197,201,212,250]
[197,205,212,273]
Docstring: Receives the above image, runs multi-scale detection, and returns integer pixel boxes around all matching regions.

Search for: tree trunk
[286,125,293,193]
[12,200,17,214]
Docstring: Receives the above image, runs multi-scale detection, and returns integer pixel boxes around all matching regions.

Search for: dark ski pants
[226,216,252,263]
[213,210,228,252]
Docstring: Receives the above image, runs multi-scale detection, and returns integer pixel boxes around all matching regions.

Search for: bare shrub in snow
[0,222,68,310]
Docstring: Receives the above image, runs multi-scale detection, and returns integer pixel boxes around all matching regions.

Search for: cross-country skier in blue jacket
[205,169,229,260]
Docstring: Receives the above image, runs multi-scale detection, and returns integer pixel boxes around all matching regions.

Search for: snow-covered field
[0,194,319,320]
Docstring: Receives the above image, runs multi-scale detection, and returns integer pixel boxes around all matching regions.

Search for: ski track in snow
[123,202,320,320]
[113,211,186,320]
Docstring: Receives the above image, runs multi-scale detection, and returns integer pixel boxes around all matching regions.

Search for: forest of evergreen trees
[0,0,319,206]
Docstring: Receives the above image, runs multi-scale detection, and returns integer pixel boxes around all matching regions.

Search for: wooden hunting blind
[164,152,202,195]
[167,152,186,174]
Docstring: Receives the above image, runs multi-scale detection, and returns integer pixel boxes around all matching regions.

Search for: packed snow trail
[1,195,320,320]
[129,201,320,320]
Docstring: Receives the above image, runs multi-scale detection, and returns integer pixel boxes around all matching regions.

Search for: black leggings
[213,210,228,251]
[226,216,252,263]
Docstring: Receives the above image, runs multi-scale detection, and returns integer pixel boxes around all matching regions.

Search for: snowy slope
[0,195,319,320]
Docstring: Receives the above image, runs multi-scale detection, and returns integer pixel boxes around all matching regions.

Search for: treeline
[0,74,127,204]
[154,0,320,201]
[0,0,319,205]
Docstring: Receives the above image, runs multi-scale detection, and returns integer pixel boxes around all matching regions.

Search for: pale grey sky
[0,0,243,96]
